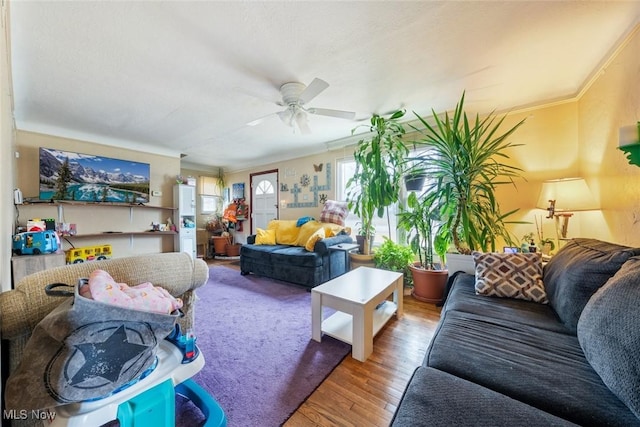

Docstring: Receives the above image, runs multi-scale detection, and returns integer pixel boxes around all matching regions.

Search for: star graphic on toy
[70,325,150,386]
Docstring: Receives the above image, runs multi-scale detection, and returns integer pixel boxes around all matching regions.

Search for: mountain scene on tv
[39,148,150,203]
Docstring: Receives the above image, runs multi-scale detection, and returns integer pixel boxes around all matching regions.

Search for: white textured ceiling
[9,1,640,171]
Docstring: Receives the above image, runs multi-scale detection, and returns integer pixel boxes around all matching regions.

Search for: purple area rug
[179,266,350,426]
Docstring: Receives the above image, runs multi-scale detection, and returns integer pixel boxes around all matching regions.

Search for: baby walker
[46,325,226,427]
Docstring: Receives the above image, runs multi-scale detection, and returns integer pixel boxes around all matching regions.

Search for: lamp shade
[536,178,599,212]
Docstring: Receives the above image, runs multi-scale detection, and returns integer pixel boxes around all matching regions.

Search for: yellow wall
[14,131,181,258]
[502,26,640,248]
[577,27,640,247]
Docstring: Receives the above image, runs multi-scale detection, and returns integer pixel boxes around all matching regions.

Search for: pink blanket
[80,269,183,314]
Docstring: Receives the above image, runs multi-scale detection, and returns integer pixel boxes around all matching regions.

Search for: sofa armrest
[247,234,256,244]
[314,234,354,254]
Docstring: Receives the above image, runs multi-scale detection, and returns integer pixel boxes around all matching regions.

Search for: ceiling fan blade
[307,107,356,120]
[299,78,329,105]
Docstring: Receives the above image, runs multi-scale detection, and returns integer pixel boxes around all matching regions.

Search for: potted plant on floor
[397,191,450,303]
[347,110,408,256]
[373,236,415,293]
[410,92,526,272]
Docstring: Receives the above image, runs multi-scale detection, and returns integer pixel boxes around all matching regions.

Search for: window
[255,180,275,195]
[336,158,398,245]
[200,195,222,215]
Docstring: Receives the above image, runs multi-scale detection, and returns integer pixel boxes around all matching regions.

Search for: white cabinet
[174,185,197,259]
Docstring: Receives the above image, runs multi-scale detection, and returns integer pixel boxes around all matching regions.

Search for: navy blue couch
[392,239,640,426]
[240,233,354,288]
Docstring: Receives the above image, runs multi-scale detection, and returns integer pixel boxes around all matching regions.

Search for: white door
[251,171,278,233]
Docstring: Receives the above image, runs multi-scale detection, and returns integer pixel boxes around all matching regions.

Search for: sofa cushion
[542,238,640,333]
[392,367,579,427]
[270,246,323,268]
[425,309,640,426]
[319,200,348,226]
[444,273,568,334]
[473,252,547,303]
[239,243,291,260]
[255,228,276,245]
[578,257,640,419]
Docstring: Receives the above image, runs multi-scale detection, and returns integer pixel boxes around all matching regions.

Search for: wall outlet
[152,190,162,197]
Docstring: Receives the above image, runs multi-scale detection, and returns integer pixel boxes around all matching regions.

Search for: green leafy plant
[373,236,415,286]
[347,110,408,244]
[411,92,526,254]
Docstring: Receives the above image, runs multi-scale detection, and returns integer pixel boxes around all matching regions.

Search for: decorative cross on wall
[288,163,331,208]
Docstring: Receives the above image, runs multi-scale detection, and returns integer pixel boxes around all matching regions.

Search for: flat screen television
[39,147,150,203]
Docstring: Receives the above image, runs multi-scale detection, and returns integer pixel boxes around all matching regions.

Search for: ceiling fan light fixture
[294,110,311,134]
[277,109,293,126]
[245,77,356,133]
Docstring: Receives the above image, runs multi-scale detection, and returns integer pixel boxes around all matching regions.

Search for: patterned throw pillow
[320,200,348,226]
[473,252,548,304]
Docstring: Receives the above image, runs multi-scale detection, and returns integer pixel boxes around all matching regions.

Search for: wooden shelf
[19,201,179,254]
[23,200,176,211]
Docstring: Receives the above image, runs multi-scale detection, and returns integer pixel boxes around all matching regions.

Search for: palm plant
[411,92,526,254]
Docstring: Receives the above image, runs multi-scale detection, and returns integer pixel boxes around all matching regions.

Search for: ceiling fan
[247,78,356,134]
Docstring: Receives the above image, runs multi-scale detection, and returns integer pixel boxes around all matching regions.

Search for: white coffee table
[311,266,403,362]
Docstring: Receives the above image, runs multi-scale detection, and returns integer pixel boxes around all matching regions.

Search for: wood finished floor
[206,258,442,427]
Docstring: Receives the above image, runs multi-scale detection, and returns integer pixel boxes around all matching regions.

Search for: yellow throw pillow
[305,227,326,252]
[274,220,300,245]
[321,222,345,238]
[295,220,323,246]
[267,220,280,231]
[255,228,276,245]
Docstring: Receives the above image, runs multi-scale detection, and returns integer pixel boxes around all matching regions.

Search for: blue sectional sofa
[392,238,640,426]
[240,220,354,288]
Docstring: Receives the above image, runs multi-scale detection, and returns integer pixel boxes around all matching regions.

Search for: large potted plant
[397,191,450,303]
[347,110,408,256]
[411,92,526,267]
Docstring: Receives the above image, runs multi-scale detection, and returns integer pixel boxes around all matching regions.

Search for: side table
[328,243,360,276]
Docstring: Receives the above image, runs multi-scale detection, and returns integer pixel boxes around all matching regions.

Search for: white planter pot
[446,253,475,276]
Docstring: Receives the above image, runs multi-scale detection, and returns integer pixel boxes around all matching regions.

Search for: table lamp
[536,178,598,239]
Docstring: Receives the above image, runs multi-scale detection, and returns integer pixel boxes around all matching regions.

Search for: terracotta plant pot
[409,263,449,304]
[212,235,233,256]
[225,243,241,257]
